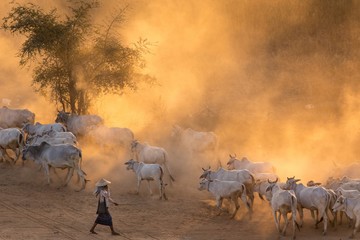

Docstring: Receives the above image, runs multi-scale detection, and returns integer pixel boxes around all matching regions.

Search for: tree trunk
[68,77,77,114]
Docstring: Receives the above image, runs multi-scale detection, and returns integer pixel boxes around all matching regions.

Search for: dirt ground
[0,145,354,240]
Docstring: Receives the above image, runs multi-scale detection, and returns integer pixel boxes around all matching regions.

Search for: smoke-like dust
[1,0,360,194]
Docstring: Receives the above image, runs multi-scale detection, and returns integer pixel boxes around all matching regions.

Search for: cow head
[265,178,279,192]
[332,195,346,213]
[306,180,322,187]
[124,159,136,171]
[55,111,70,124]
[198,178,211,191]
[131,140,138,152]
[199,166,211,179]
[284,176,301,190]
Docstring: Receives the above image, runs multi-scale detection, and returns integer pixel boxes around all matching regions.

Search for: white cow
[22,142,87,191]
[307,180,339,229]
[171,125,218,154]
[131,140,175,183]
[266,179,299,240]
[124,159,167,200]
[332,195,360,238]
[198,178,247,219]
[254,179,273,201]
[26,134,77,146]
[0,128,25,163]
[88,125,134,149]
[331,161,360,179]
[253,172,280,182]
[227,155,276,174]
[55,111,103,137]
[336,187,360,198]
[23,122,66,137]
[284,177,330,235]
[200,167,255,213]
[0,106,35,129]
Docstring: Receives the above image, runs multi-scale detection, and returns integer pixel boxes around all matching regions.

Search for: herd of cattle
[2,106,360,239]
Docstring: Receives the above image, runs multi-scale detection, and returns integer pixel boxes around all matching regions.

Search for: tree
[2,1,153,114]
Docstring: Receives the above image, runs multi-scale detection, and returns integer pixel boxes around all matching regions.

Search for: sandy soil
[0,145,354,240]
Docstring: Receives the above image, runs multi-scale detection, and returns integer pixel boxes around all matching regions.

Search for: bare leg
[90,223,98,234]
[110,225,120,235]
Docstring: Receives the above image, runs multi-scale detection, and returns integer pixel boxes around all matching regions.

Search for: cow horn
[202,167,206,171]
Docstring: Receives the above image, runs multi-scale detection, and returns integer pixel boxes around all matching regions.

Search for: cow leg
[76,168,86,191]
[298,206,304,227]
[158,180,163,200]
[147,180,153,196]
[350,218,360,239]
[281,212,289,236]
[136,178,141,194]
[239,191,252,219]
[339,211,343,225]
[319,208,328,235]
[292,213,296,240]
[43,163,51,185]
[63,168,74,187]
[311,210,316,224]
[216,197,224,216]
[1,149,14,165]
[273,211,281,233]
[13,148,20,163]
[246,189,254,211]
[230,194,240,219]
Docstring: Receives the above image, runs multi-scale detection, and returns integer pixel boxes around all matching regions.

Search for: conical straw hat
[95,178,111,187]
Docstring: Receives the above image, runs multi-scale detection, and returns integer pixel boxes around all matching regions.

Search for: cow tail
[163,151,175,182]
[78,149,87,176]
[18,130,25,149]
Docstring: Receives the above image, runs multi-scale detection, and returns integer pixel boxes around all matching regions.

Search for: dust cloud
[1,0,360,192]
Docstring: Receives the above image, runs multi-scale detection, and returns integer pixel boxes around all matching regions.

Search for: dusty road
[0,148,354,240]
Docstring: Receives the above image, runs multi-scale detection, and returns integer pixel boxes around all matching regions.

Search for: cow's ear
[265,186,271,192]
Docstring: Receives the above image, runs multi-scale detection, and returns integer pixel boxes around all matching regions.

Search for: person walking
[90,178,120,235]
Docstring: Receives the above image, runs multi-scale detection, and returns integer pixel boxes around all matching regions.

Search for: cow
[26,134,77,146]
[307,180,339,229]
[22,122,66,137]
[331,161,360,179]
[227,155,276,174]
[332,195,360,239]
[200,167,255,214]
[171,124,218,155]
[43,130,77,143]
[253,172,280,182]
[88,125,134,150]
[55,111,103,137]
[198,178,248,219]
[0,128,25,163]
[124,159,167,200]
[131,140,175,183]
[254,179,273,201]
[0,106,35,129]
[22,142,87,191]
[266,178,299,240]
[284,176,330,235]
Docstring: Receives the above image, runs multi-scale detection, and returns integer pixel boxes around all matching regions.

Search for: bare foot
[90,230,97,234]
[112,232,120,235]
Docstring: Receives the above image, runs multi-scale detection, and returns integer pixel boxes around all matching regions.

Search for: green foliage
[2,1,152,114]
